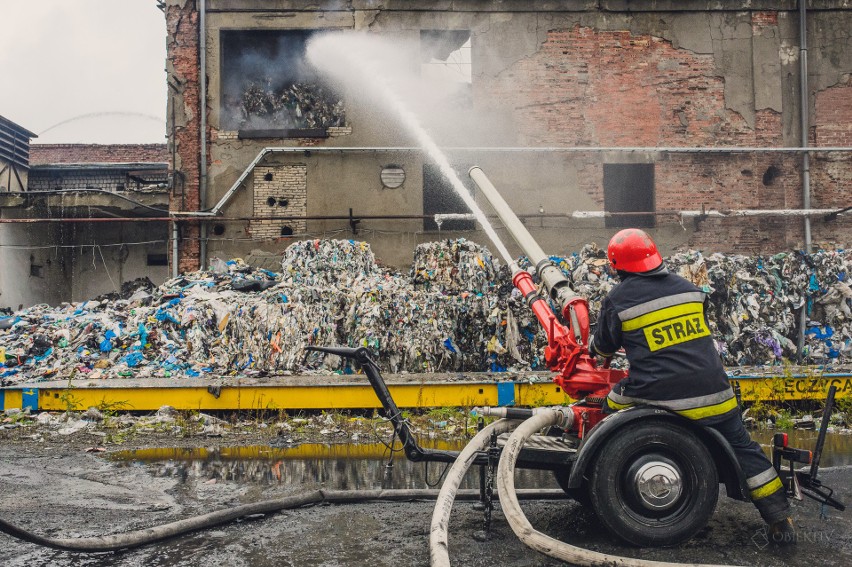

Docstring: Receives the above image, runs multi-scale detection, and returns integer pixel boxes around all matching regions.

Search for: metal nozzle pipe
[469,167,547,269]
[469,166,580,309]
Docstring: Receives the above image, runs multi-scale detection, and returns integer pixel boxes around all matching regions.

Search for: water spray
[306,34,515,268]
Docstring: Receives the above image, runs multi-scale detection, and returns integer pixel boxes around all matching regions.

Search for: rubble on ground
[1,239,851,386]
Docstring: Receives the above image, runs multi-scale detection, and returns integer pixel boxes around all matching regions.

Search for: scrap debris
[238,80,345,130]
[1,239,851,386]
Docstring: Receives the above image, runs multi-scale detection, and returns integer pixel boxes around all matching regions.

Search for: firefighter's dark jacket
[590,267,737,424]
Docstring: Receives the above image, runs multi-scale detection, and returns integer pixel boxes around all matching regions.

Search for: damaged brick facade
[164,1,852,270]
[166,0,202,274]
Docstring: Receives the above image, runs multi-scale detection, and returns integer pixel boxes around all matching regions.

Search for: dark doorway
[422,163,474,231]
[603,163,655,228]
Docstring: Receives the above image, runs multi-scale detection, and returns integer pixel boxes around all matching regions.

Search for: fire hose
[429,417,520,567]
[0,486,565,553]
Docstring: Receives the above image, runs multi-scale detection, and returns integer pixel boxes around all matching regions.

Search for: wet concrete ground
[0,436,851,566]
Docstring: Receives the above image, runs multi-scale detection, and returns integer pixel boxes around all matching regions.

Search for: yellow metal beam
[2,374,848,412]
[732,375,852,402]
[7,382,569,413]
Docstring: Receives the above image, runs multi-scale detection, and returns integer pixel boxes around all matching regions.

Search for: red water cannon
[469,167,625,402]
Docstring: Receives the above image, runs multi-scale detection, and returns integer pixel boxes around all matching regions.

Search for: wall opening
[29,257,44,278]
[280,226,294,236]
[423,162,474,231]
[220,30,346,134]
[603,163,655,229]
[147,254,168,266]
[420,30,472,109]
[421,30,472,84]
[212,224,225,236]
[762,165,781,186]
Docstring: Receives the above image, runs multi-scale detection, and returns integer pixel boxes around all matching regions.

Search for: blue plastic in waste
[123,352,144,367]
[806,326,834,340]
[155,310,180,325]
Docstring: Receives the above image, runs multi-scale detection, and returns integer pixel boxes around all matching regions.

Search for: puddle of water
[107,432,851,492]
[109,441,559,491]
[751,430,852,468]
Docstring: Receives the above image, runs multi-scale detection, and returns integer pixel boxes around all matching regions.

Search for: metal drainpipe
[198,0,208,271]
[798,0,811,360]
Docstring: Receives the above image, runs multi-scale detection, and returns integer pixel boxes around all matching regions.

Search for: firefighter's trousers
[709,413,790,524]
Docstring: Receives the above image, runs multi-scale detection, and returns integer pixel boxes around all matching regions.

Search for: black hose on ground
[0,488,567,553]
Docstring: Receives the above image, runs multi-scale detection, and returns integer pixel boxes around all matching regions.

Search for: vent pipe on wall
[798,0,811,359]
[199,0,208,271]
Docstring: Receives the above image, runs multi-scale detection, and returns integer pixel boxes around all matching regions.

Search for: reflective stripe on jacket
[592,270,737,424]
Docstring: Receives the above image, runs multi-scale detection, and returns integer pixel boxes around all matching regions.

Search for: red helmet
[607,228,663,273]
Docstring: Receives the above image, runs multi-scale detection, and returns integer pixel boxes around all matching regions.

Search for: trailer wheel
[588,420,718,547]
[553,467,591,505]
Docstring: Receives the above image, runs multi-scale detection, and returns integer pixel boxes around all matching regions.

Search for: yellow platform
[1,369,849,413]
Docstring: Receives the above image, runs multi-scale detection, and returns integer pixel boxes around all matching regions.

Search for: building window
[421,30,471,84]
[220,30,346,134]
[147,254,168,267]
[423,162,474,231]
[421,30,472,109]
[603,163,655,228]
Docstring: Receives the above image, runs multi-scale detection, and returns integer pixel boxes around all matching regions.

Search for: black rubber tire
[588,420,718,547]
[547,427,591,505]
[552,467,592,506]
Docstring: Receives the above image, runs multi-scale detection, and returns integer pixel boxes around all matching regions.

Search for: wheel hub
[633,461,682,510]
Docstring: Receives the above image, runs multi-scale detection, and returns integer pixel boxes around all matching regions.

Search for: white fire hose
[429,418,519,567]
[429,407,743,567]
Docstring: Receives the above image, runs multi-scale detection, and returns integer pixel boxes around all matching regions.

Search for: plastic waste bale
[2,241,852,385]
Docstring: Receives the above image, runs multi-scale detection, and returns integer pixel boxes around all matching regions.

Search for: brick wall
[166,0,201,273]
[480,24,845,253]
[169,5,850,262]
[29,144,169,165]
[28,170,130,192]
[249,165,307,239]
[811,75,852,249]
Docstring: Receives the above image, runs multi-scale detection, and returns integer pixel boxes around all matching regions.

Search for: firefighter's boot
[768,517,796,546]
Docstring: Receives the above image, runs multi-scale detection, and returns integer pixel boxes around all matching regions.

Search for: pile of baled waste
[1,239,850,385]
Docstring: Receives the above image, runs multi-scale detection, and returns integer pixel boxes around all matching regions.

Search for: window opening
[423,162,474,231]
[221,30,346,134]
[420,30,472,110]
[420,30,471,84]
[147,254,168,267]
[603,163,655,229]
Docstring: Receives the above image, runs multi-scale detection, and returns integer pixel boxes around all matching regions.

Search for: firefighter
[589,228,795,544]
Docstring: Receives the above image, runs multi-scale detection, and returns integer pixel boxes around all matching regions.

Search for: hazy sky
[0,1,167,144]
